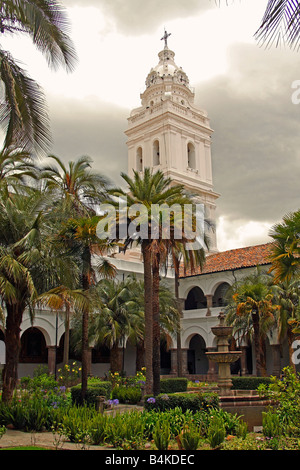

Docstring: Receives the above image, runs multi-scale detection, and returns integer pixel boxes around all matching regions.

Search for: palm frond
[255,0,300,50]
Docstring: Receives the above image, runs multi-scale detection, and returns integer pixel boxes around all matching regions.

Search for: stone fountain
[206,312,242,396]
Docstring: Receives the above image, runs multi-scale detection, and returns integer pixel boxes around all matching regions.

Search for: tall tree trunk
[174,259,182,377]
[287,327,297,373]
[2,302,25,402]
[136,339,145,372]
[110,343,123,373]
[252,309,263,377]
[80,248,91,402]
[152,251,160,396]
[63,303,70,367]
[142,240,153,395]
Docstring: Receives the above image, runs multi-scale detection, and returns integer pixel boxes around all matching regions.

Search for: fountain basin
[211,326,233,338]
[206,351,242,363]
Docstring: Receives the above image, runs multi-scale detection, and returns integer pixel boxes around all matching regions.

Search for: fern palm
[41,154,110,216]
[268,209,300,283]
[0,188,74,401]
[225,269,279,376]
[0,0,77,154]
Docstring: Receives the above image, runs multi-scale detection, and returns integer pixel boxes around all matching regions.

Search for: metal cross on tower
[161,29,171,48]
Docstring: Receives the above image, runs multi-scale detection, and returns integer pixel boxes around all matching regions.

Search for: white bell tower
[125,32,219,252]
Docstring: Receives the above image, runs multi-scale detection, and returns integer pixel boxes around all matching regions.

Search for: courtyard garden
[0,365,300,451]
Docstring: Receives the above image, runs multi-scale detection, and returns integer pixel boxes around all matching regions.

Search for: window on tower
[136,147,143,172]
[187,142,196,170]
[153,140,160,166]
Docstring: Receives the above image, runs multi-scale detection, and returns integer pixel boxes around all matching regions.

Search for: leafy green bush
[71,381,112,405]
[207,415,226,448]
[0,395,51,432]
[59,405,95,442]
[178,424,201,450]
[141,407,194,439]
[153,419,170,450]
[144,392,219,413]
[258,367,300,435]
[104,410,145,448]
[231,376,271,390]
[111,385,142,404]
[160,378,188,393]
[262,411,281,438]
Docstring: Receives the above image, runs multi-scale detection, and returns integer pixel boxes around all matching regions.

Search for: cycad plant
[0,0,77,154]
[225,269,279,377]
[0,188,74,401]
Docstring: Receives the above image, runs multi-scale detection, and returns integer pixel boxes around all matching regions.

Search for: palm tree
[163,221,211,377]
[126,275,180,374]
[90,278,141,373]
[0,188,73,401]
[255,0,300,51]
[268,210,300,283]
[0,146,40,194]
[220,1,300,51]
[41,155,110,216]
[272,279,300,371]
[36,285,89,367]
[109,168,200,394]
[0,0,77,154]
[225,270,279,376]
[58,216,116,401]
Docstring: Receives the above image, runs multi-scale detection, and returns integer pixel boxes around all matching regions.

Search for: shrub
[88,414,108,445]
[258,367,300,432]
[111,385,142,404]
[153,419,170,450]
[262,411,281,438]
[160,378,188,393]
[104,410,145,448]
[141,407,194,439]
[231,376,271,390]
[178,424,201,450]
[207,415,226,448]
[0,395,51,432]
[57,361,81,387]
[144,392,219,413]
[60,405,95,442]
[71,381,112,406]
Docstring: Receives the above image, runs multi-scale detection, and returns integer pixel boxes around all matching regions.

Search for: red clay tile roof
[180,243,272,277]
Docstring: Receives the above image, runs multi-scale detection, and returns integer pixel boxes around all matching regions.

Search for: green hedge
[160,378,188,393]
[71,381,112,406]
[144,392,219,413]
[231,376,272,390]
[111,385,142,404]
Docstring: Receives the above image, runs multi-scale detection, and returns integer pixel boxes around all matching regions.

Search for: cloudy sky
[2,0,300,251]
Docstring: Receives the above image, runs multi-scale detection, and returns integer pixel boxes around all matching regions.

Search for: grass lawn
[0,446,50,450]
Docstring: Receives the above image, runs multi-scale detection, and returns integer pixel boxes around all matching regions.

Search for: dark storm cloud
[47,95,128,187]
[62,0,213,34]
[196,43,300,226]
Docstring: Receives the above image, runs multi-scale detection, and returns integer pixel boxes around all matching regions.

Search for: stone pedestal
[206,347,218,380]
[240,346,249,376]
